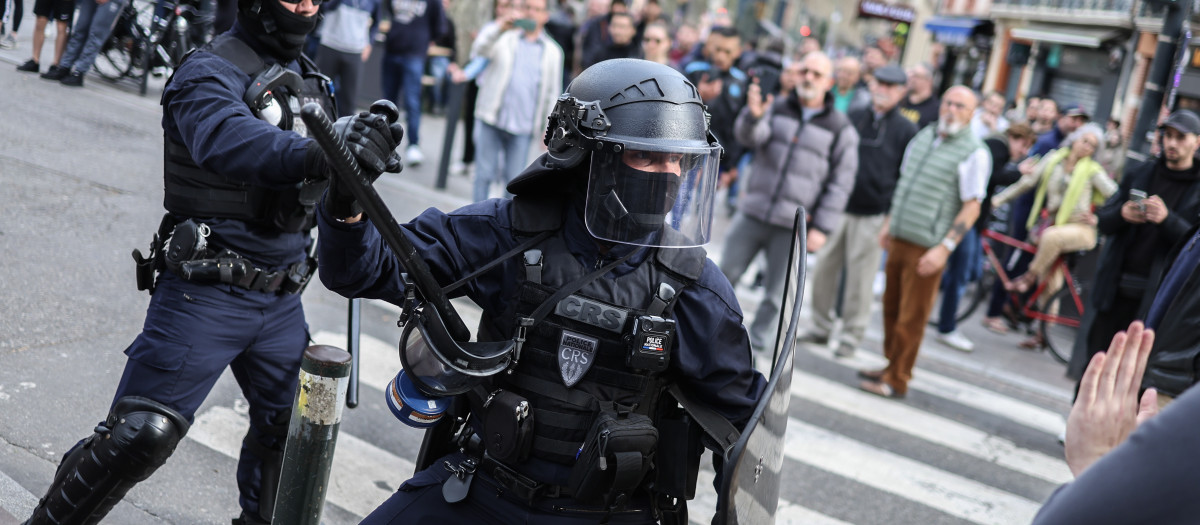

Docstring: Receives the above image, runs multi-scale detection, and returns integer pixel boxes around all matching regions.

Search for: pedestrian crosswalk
[177,299,1070,524]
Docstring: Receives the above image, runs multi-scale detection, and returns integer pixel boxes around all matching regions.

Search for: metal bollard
[272,345,353,525]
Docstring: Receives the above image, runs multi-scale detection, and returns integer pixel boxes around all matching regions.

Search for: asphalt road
[0,33,1079,525]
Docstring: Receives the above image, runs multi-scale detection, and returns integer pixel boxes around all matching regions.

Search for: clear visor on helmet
[398,305,515,397]
[584,138,722,248]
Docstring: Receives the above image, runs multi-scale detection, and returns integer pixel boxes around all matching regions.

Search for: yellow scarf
[1026,147,1106,230]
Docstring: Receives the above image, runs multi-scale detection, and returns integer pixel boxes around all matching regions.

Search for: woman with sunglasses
[640,21,670,66]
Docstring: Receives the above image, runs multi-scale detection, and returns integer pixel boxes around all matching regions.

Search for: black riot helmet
[509,59,724,248]
[237,0,320,61]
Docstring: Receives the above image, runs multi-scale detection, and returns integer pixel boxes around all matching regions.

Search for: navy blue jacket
[382,0,446,56]
[162,25,315,268]
[315,193,767,432]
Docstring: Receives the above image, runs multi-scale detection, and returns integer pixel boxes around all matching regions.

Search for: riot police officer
[22,0,402,522]
[317,59,767,524]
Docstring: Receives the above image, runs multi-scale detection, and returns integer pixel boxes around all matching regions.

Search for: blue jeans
[381,52,426,146]
[427,55,450,109]
[61,0,129,74]
[472,120,532,202]
[937,228,981,334]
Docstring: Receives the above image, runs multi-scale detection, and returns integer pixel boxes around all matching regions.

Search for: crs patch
[554,294,628,333]
[557,330,599,388]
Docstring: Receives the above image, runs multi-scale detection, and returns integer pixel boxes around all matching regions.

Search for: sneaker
[41,64,68,80]
[0,34,16,49]
[405,144,424,166]
[16,59,39,73]
[834,342,856,358]
[936,330,975,352]
[60,70,85,87]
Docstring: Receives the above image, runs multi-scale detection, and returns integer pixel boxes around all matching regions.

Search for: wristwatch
[940,238,957,252]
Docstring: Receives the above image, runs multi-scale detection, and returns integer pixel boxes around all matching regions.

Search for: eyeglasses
[279,0,323,6]
[941,100,969,110]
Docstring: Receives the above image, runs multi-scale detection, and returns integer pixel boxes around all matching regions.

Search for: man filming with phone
[1069,109,1200,395]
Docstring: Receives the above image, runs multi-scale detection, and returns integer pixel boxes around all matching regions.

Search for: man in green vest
[860,85,991,399]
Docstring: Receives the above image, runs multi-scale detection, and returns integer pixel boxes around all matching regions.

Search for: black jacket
[843,105,917,216]
[1092,159,1200,313]
[1142,224,1200,397]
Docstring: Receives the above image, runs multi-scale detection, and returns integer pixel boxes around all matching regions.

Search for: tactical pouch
[568,406,658,504]
[483,390,534,464]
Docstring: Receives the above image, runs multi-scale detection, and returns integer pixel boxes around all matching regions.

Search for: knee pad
[25,397,189,525]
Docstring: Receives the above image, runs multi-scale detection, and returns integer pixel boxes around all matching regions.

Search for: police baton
[346,297,361,408]
[299,102,471,342]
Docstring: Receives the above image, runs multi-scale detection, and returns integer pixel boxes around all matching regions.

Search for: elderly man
[860,86,990,398]
[830,56,870,114]
[806,64,917,357]
[721,51,859,350]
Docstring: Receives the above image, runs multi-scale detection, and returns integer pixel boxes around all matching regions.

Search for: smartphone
[1130,189,1147,202]
[513,18,536,31]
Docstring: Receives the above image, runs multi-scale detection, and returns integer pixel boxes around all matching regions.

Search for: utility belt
[479,455,573,503]
[133,217,315,295]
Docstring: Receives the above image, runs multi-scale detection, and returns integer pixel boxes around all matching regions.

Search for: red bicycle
[975,228,1084,364]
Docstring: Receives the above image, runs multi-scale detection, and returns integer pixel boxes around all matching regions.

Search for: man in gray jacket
[720,51,859,350]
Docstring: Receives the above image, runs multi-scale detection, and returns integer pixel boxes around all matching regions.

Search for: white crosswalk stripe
[181,319,1069,525]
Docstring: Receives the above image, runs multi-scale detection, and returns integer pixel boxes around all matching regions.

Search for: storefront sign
[858,0,915,24]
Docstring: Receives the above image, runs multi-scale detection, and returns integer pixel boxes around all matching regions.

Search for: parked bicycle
[94,0,204,96]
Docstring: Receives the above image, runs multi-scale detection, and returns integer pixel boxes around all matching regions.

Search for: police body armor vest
[480,196,706,477]
[161,34,335,233]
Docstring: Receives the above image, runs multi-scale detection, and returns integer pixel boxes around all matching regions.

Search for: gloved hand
[319,107,405,220]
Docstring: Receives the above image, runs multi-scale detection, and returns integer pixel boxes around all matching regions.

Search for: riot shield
[714,209,805,524]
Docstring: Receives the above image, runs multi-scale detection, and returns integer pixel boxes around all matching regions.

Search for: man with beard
[721,51,859,351]
[1074,110,1200,401]
[860,86,990,398]
[806,64,917,357]
[20,0,404,522]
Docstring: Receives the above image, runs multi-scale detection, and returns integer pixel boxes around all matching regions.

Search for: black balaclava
[239,0,318,61]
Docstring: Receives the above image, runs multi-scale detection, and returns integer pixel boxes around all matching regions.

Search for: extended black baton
[300,102,472,342]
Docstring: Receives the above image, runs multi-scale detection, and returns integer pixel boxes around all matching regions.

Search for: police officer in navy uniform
[22,0,403,521]
[317,58,767,524]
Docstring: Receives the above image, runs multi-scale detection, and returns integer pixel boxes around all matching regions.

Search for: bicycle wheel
[95,34,135,80]
[1039,287,1079,365]
[955,266,994,324]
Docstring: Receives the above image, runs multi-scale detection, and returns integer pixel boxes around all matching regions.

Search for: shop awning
[1010,25,1123,48]
[925,17,984,46]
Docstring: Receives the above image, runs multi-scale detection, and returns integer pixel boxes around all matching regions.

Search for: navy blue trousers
[111,272,308,517]
[362,453,658,524]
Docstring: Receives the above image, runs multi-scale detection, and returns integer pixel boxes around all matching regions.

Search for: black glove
[320,111,406,220]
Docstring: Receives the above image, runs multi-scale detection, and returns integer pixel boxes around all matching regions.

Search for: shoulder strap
[443,231,554,294]
[207,33,268,77]
[666,383,740,459]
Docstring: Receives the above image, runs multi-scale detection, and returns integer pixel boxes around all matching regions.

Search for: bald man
[860,86,991,399]
[723,51,860,350]
[900,63,940,128]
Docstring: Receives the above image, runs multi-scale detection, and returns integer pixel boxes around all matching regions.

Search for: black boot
[40,64,67,80]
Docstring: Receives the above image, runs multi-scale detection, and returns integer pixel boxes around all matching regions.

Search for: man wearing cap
[804,64,917,357]
[1071,110,1200,399]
